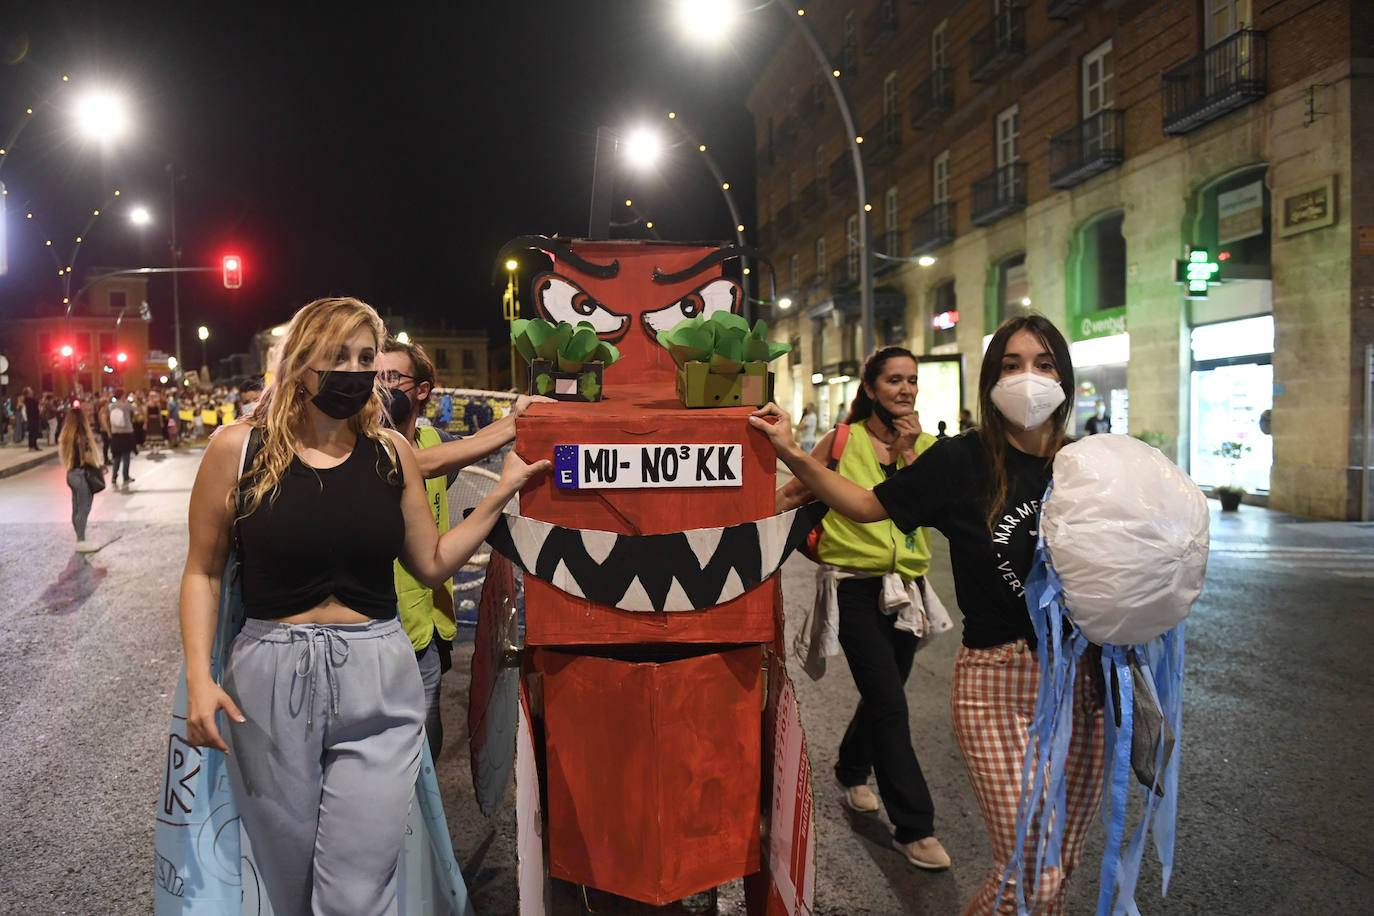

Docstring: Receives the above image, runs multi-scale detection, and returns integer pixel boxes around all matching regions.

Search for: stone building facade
[748,0,1371,519]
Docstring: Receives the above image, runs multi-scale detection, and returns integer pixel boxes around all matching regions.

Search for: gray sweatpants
[224,617,424,916]
[65,468,93,540]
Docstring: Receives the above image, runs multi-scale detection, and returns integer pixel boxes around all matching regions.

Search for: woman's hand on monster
[511,395,554,418]
[500,447,552,490]
[748,403,800,456]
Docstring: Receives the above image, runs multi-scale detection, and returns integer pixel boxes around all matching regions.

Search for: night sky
[0,1,783,371]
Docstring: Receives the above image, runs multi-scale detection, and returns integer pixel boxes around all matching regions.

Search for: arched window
[1067,210,1127,317]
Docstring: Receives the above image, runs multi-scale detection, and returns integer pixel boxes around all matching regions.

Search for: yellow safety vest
[394,425,456,651]
[817,424,935,581]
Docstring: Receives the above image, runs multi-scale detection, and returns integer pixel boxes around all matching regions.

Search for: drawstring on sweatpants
[292,628,351,729]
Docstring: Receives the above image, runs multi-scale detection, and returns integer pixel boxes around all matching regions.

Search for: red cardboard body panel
[536,647,764,905]
[516,383,777,646]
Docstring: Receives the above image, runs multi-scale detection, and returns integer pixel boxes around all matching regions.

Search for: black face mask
[309,369,376,420]
[383,386,413,426]
[871,400,899,432]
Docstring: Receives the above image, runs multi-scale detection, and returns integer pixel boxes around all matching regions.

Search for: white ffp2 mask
[990,372,1065,430]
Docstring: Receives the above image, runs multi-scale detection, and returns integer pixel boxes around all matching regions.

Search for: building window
[933,151,949,204]
[929,279,958,349]
[996,105,1019,168]
[1206,0,1252,46]
[884,186,899,234]
[932,20,947,71]
[99,333,115,358]
[789,335,802,368]
[998,252,1029,322]
[462,349,475,371]
[109,290,127,311]
[1070,211,1127,316]
[883,71,897,119]
[1196,166,1270,270]
[1082,41,1113,118]
[790,253,800,292]
[434,348,448,370]
[815,236,826,280]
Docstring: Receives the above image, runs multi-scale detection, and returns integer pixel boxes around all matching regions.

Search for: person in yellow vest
[775,346,954,872]
[377,336,546,755]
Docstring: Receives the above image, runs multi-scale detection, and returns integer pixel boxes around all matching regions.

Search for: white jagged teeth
[757,509,792,578]
[579,527,617,566]
[619,575,655,612]
[509,514,552,573]
[664,577,693,612]
[719,567,746,603]
[684,526,724,571]
[550,558,584,599]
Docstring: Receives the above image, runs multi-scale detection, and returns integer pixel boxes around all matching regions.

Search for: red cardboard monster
[471,238,816,914]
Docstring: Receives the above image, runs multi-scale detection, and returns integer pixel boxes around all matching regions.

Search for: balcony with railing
[969,6,1025,82]
[774,114,800,156]
[909,69,954,130]
[873,230,904,275]
[830,257,860,291]
[970,163,1027,226]
[1049,109,1124,189]
[863,2,899,55]
[909,202,955,255]
[862,111,902,167]
[806,268,828,293]
[799,178,827,217]
[830,154,854,194]
[1046,0,1090,19]
[1162,29,1267,136]
[776,202,798,237]
[798,84,825,126]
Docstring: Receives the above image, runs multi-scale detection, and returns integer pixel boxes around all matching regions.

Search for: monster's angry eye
[640,278,741,338]
[534,273,630,340]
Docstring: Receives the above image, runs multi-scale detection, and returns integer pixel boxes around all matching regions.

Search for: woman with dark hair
[752,315,1103,915]
[777,346,953,871]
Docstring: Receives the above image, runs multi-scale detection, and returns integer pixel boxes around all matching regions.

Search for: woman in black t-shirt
[750,315,1103,916]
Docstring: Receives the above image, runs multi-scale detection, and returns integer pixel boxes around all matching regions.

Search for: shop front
[1069,308,1129,437]
[1188,313,1273,492]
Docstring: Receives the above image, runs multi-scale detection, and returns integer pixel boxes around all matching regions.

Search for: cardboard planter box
[676,360,771,408]
[529,358,605,402]
[536,646,764,905]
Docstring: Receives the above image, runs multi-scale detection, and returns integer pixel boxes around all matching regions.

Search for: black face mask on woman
[309,369,376,420]
[871,400,899,432]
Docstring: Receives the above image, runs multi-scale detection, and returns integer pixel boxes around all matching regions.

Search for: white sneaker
[75,540,98,553]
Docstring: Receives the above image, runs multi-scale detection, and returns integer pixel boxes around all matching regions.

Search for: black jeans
[834,576,936,842]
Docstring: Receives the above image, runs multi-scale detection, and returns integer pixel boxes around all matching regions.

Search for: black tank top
[238,434,406,620]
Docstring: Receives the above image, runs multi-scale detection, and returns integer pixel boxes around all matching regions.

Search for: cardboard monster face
[511,239,746,384]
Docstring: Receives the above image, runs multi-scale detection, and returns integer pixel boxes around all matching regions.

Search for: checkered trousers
[950,639,1104,916]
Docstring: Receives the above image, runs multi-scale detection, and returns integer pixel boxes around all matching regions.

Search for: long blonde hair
[58,405,99,471]
[234,297,399,518]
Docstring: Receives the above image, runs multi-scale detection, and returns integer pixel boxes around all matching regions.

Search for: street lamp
[129,206,151,226]
[678,0,876,354]
[74,90,130,144]
[502,258,521,390]
[198,325,209,379]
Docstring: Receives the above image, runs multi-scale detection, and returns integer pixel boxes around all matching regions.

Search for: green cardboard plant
[656,312,791,373]
[511,318,620,371]
[511,318,620,400]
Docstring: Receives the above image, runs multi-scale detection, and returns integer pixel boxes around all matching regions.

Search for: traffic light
[116,351,128,364]
[222,254,243,289]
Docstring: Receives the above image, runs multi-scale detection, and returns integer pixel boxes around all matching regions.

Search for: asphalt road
[0,444,1370,914]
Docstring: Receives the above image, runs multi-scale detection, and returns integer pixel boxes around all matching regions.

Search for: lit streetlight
[395,331,410,345]
[502,259,522,390]
[74,90,130,143]
[198,325,209,379]
[129,206,151,226]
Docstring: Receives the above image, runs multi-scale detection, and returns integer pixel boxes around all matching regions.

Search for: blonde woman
[57,401,104,552]
[178,297,549,914]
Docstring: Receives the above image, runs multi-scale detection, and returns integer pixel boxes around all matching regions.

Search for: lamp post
[168,163,184,379]
[678,0,875,354]
[198,325,209,381]
[502,258,521,391]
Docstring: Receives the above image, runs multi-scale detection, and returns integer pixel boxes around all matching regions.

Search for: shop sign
[554,443,743,489]
[1077,307,1127,341]
[1218,180,1264,245]
[1278,177,1337,237]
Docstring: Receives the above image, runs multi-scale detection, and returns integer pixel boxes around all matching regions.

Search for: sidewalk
[0,441,58,479]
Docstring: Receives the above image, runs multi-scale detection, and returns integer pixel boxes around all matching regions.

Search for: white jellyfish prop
[1001,434,1209,916]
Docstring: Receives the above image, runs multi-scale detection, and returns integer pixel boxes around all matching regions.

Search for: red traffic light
[222,255,243,289]
[60,344,74,357]
[116,351,128,363]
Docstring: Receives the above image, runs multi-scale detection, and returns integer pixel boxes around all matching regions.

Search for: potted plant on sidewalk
[1212,440,1250,511]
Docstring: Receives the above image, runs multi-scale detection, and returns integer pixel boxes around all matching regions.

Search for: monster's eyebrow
[652,245,758,285]
[494,235,620,279]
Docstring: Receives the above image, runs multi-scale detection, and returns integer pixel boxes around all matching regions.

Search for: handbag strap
[828,423,849,470]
